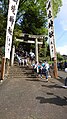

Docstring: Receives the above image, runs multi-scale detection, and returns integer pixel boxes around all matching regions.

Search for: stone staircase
[8,64,37,80]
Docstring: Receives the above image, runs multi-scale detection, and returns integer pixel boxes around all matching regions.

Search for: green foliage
[14,41,20,49]
[0,0,8,46]
[57,52,64,61]
[0,14,6,46]
[39,42,50,61]
[20,1,47,35]
[0,0,62,57]
[52,0,62,17]
[17,0,62,35]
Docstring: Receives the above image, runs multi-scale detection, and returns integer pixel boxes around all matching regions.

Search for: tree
[21,6,47,35]
[52,0,62,17]
[57,52,64,61]
[17,0,62,21]
[0,0,8,46]
[18,0,62,35]
[0,0,62,46]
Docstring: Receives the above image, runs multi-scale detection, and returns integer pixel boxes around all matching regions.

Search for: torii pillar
[35,38,39,73]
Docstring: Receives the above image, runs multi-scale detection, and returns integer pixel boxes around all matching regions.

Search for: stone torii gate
[1,0,57,80]
[15,33,47,65]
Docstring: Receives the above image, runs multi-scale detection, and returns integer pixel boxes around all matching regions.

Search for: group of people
[15,53,28,66]
[15,51,50,81]
[57,60,67,70]
[15,50,35,66]
[32,60,50,81]
[15,51,67,87]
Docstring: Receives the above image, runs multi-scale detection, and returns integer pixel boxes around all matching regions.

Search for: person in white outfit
[16,54,22,66]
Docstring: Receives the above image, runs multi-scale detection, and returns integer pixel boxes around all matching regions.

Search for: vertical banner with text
[5,0,20,59]
[46,0,55,58]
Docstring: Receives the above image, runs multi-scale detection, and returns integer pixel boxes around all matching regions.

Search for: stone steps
[8,65,34,79]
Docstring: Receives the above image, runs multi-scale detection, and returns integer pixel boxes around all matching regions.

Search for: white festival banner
[46,0,55,58]
[5,0,20,59]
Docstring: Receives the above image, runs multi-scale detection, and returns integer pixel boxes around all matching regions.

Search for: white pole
[35,38,39,73]
[11,45,15,66]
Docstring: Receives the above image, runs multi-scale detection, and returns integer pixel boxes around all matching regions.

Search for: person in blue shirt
[41,60,49,81]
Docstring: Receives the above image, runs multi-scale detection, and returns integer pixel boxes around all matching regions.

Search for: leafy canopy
[0,0,62,46]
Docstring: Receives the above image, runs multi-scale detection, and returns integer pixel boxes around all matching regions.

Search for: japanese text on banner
[5,0,20,59]
[46,0,55,58]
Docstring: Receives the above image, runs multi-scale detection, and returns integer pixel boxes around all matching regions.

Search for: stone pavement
[58,70,67,79]
[0,64,67,119]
